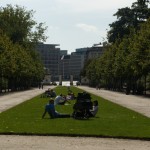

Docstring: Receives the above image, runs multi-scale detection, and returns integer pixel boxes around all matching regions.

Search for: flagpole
[61,55,64,81]
[63,60,64,80]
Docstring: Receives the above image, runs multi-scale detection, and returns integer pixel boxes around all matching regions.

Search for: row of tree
[0,5,47,92]
[82,0,150,95]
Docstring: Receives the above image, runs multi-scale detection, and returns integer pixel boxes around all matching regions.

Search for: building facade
[36,43,60,81]
[86,45,104,60]
[36,43,105,82]
[69,52,85,80]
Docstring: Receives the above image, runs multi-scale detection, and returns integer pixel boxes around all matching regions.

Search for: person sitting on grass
[42,99,70,119]
[89,100,99,117]
[54,94,70,105]
[44,88,51,97]
[48,89,56,97]
[67,92,75,100]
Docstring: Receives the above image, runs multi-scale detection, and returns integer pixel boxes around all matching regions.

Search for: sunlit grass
[0,86,150,139]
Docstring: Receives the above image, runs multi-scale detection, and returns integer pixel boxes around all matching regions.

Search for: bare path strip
[0,135,150,150]
[0,86,54,113]
[77,86,150,118]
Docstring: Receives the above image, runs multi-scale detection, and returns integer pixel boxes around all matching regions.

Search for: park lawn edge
[0,132,150,141]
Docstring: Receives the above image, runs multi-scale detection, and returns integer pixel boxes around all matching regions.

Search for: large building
[86,45,104,60]
[76,45,104,60]
[60,50,68,56]
[69,52,85,80]
[36,43,105,82]
[36,43,60,81]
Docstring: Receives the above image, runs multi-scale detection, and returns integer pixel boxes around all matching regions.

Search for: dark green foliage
[84,1,150,94]
[107,0,150,43]
[0,5,47,92]
[0,4,47,44]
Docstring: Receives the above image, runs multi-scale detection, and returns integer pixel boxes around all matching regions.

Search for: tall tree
[107,0,150,43]
[108,7,133,43]
[0,4,47,45]
[86,59,98,86]
[131,0,150,27]
[0,5,47,91]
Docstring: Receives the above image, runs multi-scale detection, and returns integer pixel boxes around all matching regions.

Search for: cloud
[76,23,99,33]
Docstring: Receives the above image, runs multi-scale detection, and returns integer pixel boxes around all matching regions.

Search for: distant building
[69,52,85,80]
[60,50,68,56]
[76,47,89,53]
[86,45,104,60]
[76,44,105,83]
[36,42,105,82]
[36,43,60,81]
[76,45,104,61]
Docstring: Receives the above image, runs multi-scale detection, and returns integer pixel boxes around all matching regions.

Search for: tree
[108,7,134,43]
[0,5,47,91]
[79,0,150,94]
[80,59,92,77]
[107,0,150,43]
[0,4,48,45]
[86,59,98,87]
[126,18,150,94]
[132,0,150,23]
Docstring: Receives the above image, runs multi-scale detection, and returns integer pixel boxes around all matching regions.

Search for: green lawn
[0,86,150,140]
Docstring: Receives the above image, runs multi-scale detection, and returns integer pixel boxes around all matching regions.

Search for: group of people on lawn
[42,88,99,119]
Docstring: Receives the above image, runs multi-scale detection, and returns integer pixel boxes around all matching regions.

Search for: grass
[0,86,150,140]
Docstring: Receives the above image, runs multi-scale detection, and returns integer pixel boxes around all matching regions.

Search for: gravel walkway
[0,86,54,113]
[0,135,150,150]
[0,85,150,150]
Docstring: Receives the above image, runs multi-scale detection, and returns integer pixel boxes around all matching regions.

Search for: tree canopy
[83,0,150,95]
[107,0,150,43]
[0,5,47,92]
[0,4,48,45]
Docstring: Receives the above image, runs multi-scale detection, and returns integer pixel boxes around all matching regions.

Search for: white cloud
[76,23,99,33]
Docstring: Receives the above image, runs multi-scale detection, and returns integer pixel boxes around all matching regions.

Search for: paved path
[0,86,54,113]
[77,86,150,118]
[0,135,150,150]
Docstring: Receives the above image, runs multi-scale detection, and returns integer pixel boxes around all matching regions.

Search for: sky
[1,0,136,53]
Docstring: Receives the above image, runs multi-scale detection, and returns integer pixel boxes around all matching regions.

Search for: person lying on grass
[42,99,71,119]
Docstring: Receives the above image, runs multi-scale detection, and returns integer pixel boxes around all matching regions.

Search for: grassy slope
[0,86,150,139]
